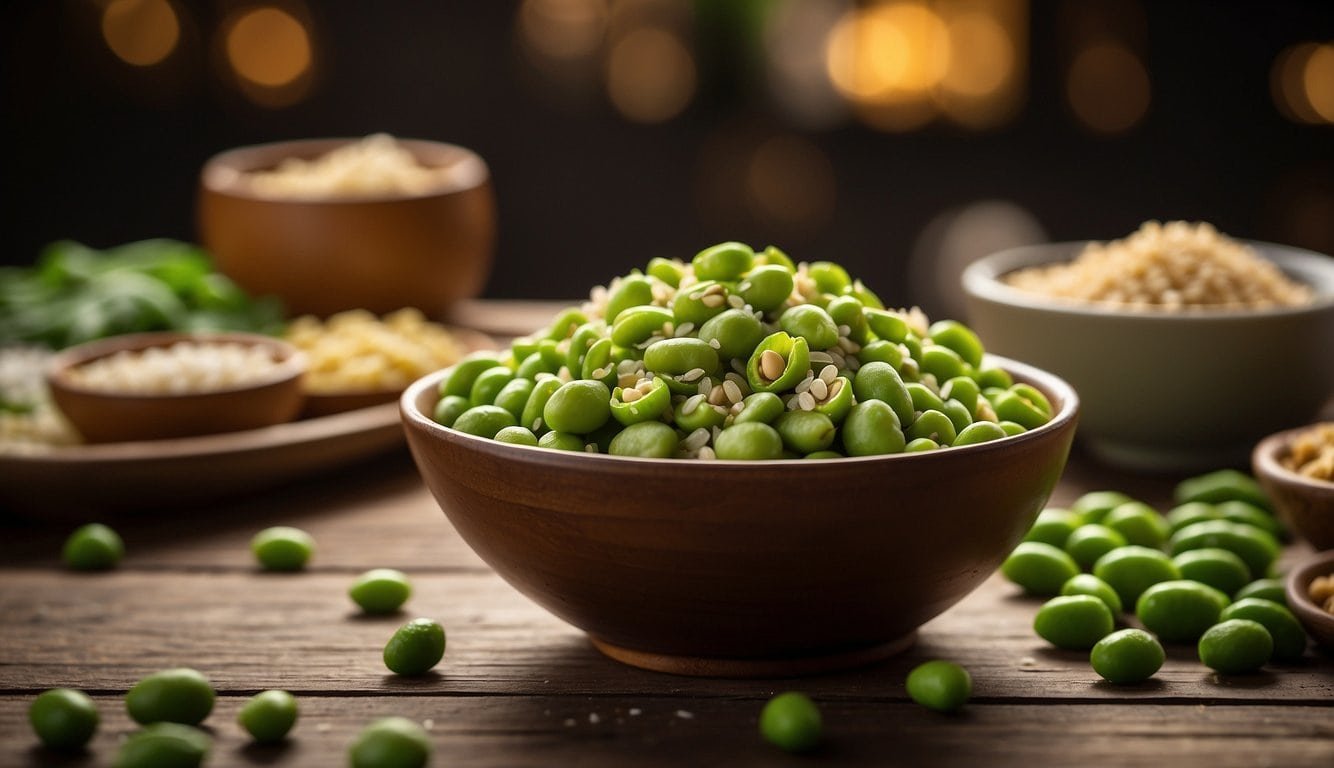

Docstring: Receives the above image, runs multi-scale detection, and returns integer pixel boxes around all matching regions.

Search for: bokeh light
[1066,41,1150,135]
[940,12,1012,98]
[518,0,608,61]
[606,26,696,123]
[101,0,180,67]
[1305,44,1334,122]
[825,2,951,104]
[745,134,837,235]
[763,0,849,130]
[219,5,314,107]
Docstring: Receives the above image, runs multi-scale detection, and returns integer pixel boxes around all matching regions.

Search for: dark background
[3,0,1331,314]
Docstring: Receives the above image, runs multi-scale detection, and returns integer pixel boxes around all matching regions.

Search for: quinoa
[1004,220,1314,310]
[1283,422,1334,482]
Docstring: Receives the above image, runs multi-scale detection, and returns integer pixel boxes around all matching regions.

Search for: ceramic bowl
[1253,425,1334,550]
[47,332,306,443]
[197,137,496,319]
[401,355,1079,677]
[1284,548,1334,651]
[962,241,1334,471]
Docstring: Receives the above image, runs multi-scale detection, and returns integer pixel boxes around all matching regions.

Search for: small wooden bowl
[47,332,306,444]
[1284,549,1334,651]
[402,355,1080,677]
[1253,425,1334,550]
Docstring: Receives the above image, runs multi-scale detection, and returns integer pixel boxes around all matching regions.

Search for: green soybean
[841,400,905,456]
[1219,598,1307,661]
[1064,524,1128,571]
[432,394,471,428]
[779,304,839,350]
[1135,580,1230,643]
[494,425,540,446]
[1175,469,1271,510]
[693,241,754,282]
[114,723,211,768]
[608,421,678,458]
[1198,619,1273,674]
[1024,508,1084,548]
[906,660,971,713]
[698,309,765,361]
[1103,502,1171,548]
[543,380,612,435]
[1172,548,1252,596]
[349,568,413,614]
[125,668,215,726]
[774,410,836,454]
[852,361,913,425]
[1034,595,1115,650]
[251,526,314,572]
[29,688,99,750]
[714,422,783,460]
[384,618,446,676]
[1090,629,1165,684]
[1092,546,1181,606]
[758,692,822,753]
[349,717,432,768]
[738,264,795,313]
[1060,573,1123,613]
[1235,578,1287,605]
[1001,541,1080,596]
[238,690,298,744]
[1070,490,1134,524]
[452,405,518,439]
[1169,520,1280,580]
[62,523,124,571]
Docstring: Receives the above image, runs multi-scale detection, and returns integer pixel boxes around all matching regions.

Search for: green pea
[349,717,432,768]
[1166,501,1218,533]
[609,421,678,458]
[432,394,470,428]
[905,382,945,413]
[538,430,585,451]
[733,392,784,424]
[841,400,905,456]
[1169,520,1280,579]
[994,384,1053,429]
[115,723,211,768]
[1034,595,1115,650]
[1175,469,1271,511]
[698,309,765,361]
[491,378,535,421]
[859,339,904,369]
[746,332,810,393]
[62,523,123,571]
[1001,541,1080,596]
[1060,573,1123,613]
[251,526,314,572]
[452,405,518,439]
[493,425,539,446]
[779,304,840,350]
[125,668,215,726]
[349,568,413,614]
[905,660,971,713]
[1135,580,1230,643]
[643,337,720,378]
[646,257,685,287]
[1198,619,1273,674]
[920,345,966,383]
[521,377,562,433]
[693,241,754,282]
[939,376,981,415]
[939,398,975,435]
[852,361,913,425]
[1219,598,1306,661]
[758,692,822,753]
[610,305,674,347]
[543,307,588,340]
[1062,524,1125,570]
[738,264,795,313]
[611,377,671,426]
[952,420,1006,447]
[1090,629,1165,684]
[864,308,908,343]
[29,688,98,750]
[1103,502,1170,548]
[904,437,939,452]
[1071,491,1136,524]
[1093,546,1182,606]
[714,422,783,460]
[542,380,611,435]
[238,690,298,744]
[928,319,985,368]
[1172,548,1252,596]
[605,273,655,322]
[1024,508,1084,548]
[775,410,836,454]
[384,618,446,676]
[906,409,957,446]
[1234,578,1287,605]
[672,280,731,326]
[438,354,503,398]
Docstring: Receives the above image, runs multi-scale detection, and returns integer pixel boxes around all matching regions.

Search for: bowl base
[1084,437,1250,473]
[588,633,917,678]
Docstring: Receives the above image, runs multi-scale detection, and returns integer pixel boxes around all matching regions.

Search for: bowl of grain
[1284,548,1334,651]
[1253,422,1334,549]
[46,332,306,443]
[197,134,496,319]
[962,221,1334,471]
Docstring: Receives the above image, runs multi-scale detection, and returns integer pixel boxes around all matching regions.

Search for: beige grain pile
[1004,221,1313,310]
[1284,422,1334,482]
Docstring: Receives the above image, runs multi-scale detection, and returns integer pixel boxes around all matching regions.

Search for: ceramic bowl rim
[199,136,491,204]
[1253,424,1334,495]
[400,353,1079,470]
[962,240,1334,320]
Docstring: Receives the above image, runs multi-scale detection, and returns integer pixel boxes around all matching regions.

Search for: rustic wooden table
[1,302,1331,767]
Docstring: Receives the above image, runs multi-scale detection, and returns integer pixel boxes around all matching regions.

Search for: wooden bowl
[1284,549,1334,651]
[197,137,496,319]
[1253,426,1334,550]
[47,332,306,444]
[401,356,1079,677]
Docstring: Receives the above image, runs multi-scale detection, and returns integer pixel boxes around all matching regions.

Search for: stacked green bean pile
[433,242,1054,459]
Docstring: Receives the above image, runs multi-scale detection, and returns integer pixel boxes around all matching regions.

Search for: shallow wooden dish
[401,355,1079,677]
[47,332,305,444]
[1253,426,1334,550]
[1284,549,1334,652]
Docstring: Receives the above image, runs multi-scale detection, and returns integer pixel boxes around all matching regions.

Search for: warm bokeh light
[223,7,312,89]
[825,2,951,103]
[745,134,836,234]
[606,26,696,123]
[101,0,180,67]
[941,12,1012,97]
[1304,43,1334,123]
[518,0,608,61]
[763,0,849,130]
[1066,42,1150,134]
[1271,43,1322,124]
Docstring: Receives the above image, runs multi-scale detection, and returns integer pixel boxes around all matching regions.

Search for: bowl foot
[588,633,917,678]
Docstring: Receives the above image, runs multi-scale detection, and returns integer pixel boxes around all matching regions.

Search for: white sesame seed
[723,380,743,404]
[809,378,828,401]
[681,394,706,415]
[680,367,706,383]
[798,391,816,411]
[708,338,721,349]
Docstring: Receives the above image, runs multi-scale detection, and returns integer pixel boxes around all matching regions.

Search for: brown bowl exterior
[48,332,305,443]
[401,356,1078,672]
[198,138,496,318]
[1284,549,1334,651]
[1253,427,1334,550]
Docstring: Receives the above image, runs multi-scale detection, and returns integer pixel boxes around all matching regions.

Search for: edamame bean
[1198,619,1272,674]
[646,257,684,287]
[1024,508,1084,548]
[238,690,298,744]
[1060,573,1123,613]
[928,319,985,368]
[758,692,822,753]
[841,400,905,456]
[1093,546,1181,606]
[125,669,215,726]
[904,437,939,452]
[1001,541,1080,596]
[864,309,908,343]
[826,295,870,344]
[1034,595,1115,650]
[952,420,1006,446]
[733,392,784,424]
[1135,580,1230,643]
[115,723,211,768]
[1090,629,1164,684]
[438,354,502,398]
[384,618,446,676]
[543,380,611,435]
[1172,548,1252,596]
[1175,469,1271,510]
[452,405,518,439]
[738,265,795,313]
[994,384,1053,429]
[779,304,839,350]
[494,425,540,446]
[920,345,965,383]
[905,660,971,713]
[538,430,585,451]
[851,361,913,425]
[611,305,674,347]
[693,241,754,282]
[349,717,432,768]
[604,273,654,322]
[1168,520,1279,580]
[349,568,413,614]
[906,409,957,446]
[251,526,314,571]
[492,377,535,420]
[714,422,783,460]
[774,410,836,454]
[1219,598,1306,661]
[905,382,945,413]
[1234,578,1286,605]
[1064,524,1128,570]
[698,309,765,361]
[468,365,514,407]
[29,688,98,750]
[939,398,975,435]
[521,377,562,433]
[808,261,852,294]
[1103,502,1170,548]
[643,337,720,378]
[432,394,471,428]
[608,421,678,458]
[62,523,123,571]
[1166,501,1218,533]
[1071,491,1135,524]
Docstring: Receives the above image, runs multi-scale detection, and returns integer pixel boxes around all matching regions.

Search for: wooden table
[2,304,1331,767]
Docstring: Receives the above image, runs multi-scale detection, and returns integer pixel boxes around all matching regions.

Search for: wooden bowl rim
[1253,424,1334,495]
[1284,548,1334,639]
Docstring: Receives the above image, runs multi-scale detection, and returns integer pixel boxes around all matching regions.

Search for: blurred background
[3,0,1332,317]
